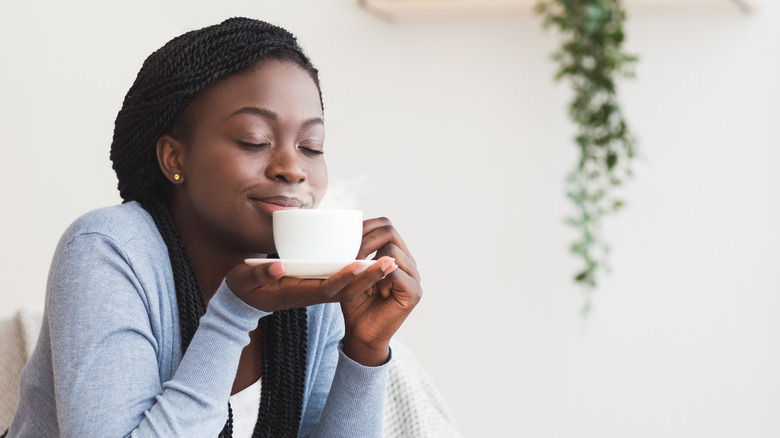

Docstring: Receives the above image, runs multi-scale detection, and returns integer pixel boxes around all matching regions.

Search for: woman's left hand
[340,217,423,366]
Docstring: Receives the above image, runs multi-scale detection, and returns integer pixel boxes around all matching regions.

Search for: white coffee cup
[272,209,363,261]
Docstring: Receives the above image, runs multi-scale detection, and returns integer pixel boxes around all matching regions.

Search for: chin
[233,232,274,258]
[250,241,276,257]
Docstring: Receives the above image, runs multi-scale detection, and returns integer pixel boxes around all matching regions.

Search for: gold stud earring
[173,173,181,181]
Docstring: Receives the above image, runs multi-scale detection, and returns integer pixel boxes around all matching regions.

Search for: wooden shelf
[359,0,760,19]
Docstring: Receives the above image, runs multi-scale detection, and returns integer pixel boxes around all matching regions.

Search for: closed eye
[239,141,271,149]
[299,146,324,156]
[298,141,324,156]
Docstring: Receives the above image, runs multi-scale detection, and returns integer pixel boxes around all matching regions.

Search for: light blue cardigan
[8,202,388,437]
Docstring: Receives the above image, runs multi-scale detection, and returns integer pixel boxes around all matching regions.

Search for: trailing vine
[535,0,638,312]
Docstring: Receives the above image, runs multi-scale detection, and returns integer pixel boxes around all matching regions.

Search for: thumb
[226,261,286,295]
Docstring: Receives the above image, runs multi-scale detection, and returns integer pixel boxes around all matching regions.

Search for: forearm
[309,345,390,438]
[131,281,270,436]
[50,274,267,438]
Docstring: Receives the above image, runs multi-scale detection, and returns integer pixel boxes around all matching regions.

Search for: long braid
[219,403,234,438]
[110,17,318,438]
[141,193,310,438]
[140,194,205,350]
[254,309,309,436]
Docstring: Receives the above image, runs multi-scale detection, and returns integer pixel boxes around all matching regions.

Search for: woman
[7,17,422,438]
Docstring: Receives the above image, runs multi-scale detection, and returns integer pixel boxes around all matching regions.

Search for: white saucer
[244,258,376,279]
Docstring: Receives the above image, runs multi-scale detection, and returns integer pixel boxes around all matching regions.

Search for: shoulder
[62,201,159,247]
[46,202,175,331]
[51,202,169,280]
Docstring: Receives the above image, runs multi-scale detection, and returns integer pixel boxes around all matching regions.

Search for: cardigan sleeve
[44,232,269,438]
[300,304,391,438]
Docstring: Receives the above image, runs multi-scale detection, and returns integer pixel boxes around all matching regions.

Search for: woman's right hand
[225,256,398,312]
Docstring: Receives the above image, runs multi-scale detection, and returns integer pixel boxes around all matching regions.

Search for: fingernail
[352,261,370,275]
[385,264,398,275]
[382,261,398,276]
[268,262,285,277]
[380,257,396,273]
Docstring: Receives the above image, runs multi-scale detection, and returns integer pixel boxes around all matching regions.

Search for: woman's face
[168,59,327,257]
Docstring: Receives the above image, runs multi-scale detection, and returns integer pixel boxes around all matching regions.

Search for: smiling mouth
[251,197,304,215]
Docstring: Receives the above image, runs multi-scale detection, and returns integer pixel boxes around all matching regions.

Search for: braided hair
[110,17,320,438]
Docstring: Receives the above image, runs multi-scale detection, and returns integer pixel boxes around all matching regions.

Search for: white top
[229,378,262,438]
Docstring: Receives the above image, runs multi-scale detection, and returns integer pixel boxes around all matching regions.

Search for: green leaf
[606,151,618,170]
[538,0,637,312]
[574,270,590,282]
[566,217,584,228]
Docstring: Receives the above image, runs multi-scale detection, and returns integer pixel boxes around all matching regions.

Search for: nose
[265,145,307,184]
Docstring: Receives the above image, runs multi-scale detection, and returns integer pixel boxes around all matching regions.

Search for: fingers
[372,261,422,305]
[226,261,286,294]
[356,217,421,303]
[374,237,419,282]
[369,239,421,301]
[274,257,396,308]
[358,218,411,259]
[230,256,400,312]
[322,257,398,302]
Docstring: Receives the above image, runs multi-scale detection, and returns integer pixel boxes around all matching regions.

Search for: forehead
[189,59,323,124]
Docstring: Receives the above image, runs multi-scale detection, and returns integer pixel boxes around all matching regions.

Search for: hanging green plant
[535,0,638,312]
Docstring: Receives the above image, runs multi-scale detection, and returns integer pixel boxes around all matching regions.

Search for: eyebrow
[227,106,324,129]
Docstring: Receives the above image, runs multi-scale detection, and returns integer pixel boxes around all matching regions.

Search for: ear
[156,134,186,184]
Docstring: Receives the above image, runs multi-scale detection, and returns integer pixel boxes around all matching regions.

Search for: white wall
[1,1,778,437]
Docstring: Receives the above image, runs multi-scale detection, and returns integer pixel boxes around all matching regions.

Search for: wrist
[341,336,390,367]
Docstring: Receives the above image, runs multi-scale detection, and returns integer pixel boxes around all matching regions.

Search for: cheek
[310,163,328,207]
[190,150,254,200]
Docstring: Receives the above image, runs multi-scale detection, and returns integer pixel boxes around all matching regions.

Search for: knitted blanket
[0,310,461,437]
[382,341,462,437]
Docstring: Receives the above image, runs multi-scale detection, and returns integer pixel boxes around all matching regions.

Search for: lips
[251,196,304,215]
